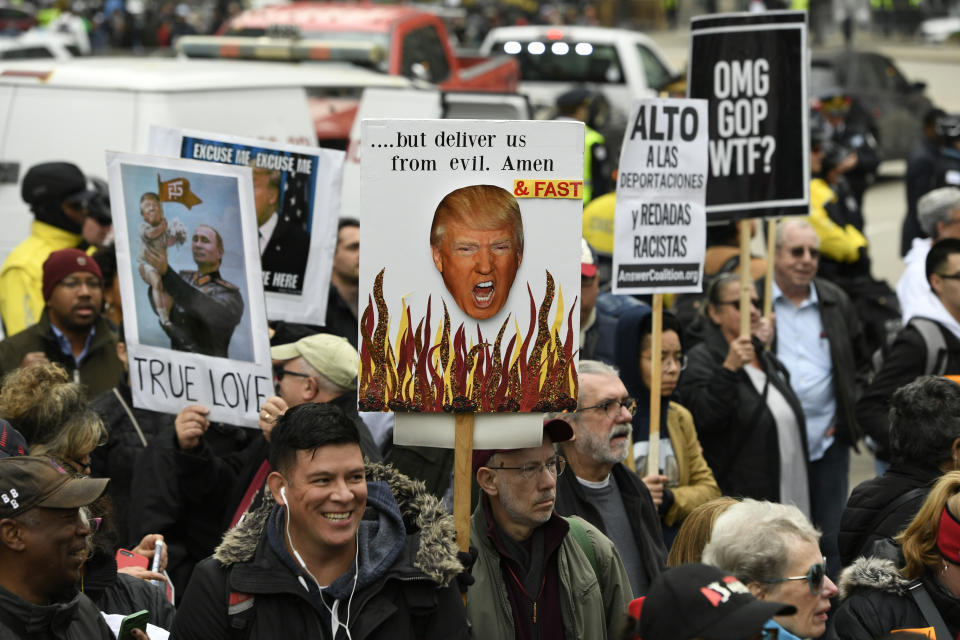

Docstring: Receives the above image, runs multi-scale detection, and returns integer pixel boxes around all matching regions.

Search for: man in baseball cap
[0,248,122,397]
[1,162,105,336]
[466,417,633,639]
[634,563,796,640]
[0,456,116,638]
[258,333,378,460]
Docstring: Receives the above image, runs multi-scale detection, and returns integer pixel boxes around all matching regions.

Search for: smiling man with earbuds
[170,403,469,640]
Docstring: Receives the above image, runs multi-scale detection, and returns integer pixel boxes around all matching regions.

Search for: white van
[0,56,411,265]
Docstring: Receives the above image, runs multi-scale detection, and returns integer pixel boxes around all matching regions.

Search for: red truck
[181,3,519,93]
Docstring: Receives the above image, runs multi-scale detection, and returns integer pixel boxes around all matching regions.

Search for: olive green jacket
[466,499,631,639]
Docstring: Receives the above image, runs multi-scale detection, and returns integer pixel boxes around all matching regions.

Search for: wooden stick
[739,220,752,339]
[764,218,777,321]
[647,294,663,477]
[624,432,636,472]
[453,413,474,554]
[453,412,474,604]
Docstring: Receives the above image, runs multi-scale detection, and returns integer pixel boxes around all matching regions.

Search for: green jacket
[466,499,631,639]
[0,309,122,398]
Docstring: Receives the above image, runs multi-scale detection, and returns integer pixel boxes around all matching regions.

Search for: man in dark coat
[857,238,960,459]
[131,333,380,590]
[170,403,469,640]
[0,248,122,397]
[553,362,667,597]
[839,376,960,566]
[0,456,118,640]
[759,219,868,580]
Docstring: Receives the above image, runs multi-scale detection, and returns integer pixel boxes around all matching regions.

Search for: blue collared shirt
[772,281,836,461]
[50,323,96,371]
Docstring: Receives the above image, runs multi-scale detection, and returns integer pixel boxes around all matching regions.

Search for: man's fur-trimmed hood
[837,556,912,601]
[213,461,464,587]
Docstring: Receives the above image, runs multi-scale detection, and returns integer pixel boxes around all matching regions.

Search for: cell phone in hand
[115,549,148,571]
[117,609,149,640]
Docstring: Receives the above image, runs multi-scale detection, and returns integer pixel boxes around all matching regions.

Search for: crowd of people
[1,96,960,640]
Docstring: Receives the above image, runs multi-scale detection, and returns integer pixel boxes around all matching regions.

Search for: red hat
[42,248,103,302]
[472,418,574,476]
[581,238,598,277]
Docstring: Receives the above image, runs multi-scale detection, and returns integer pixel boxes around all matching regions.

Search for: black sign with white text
[688,11,809,219]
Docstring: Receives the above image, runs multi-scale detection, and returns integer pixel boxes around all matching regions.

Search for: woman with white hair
[702,499,838,639]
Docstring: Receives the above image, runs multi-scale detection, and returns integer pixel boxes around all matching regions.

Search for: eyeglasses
[642,352,688,371]
[715,299,760,310]
[785,246,820,260]
[58,277,103,290]
[489,455,566,480]
[936,272,960,281]
[274,367,311,381]
[577,397,637,417]
[759,557,827,595]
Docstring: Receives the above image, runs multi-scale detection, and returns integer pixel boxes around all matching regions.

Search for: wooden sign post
[645,294,664,477]
[453,413,475,554]
[739,220,753,339]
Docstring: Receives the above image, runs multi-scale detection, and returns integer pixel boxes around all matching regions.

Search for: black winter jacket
[677,320,809,502]
[829,557,960,640]
[553,461,666,591]
[838,462,940,566]
[0,585,114,640]
[758,276,868,448]
[90,382,175,546]
[170,463,469,640]
[857,319,960,456]
[128,420,256,590]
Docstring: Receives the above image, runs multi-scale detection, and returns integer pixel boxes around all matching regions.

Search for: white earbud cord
[281,488,359,640]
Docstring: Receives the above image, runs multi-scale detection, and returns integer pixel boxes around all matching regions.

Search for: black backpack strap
[858,487,930,557]
[908,580,952,640]
[909,317,948,375]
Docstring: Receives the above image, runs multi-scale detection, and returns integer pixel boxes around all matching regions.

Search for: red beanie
[42,249,103,302]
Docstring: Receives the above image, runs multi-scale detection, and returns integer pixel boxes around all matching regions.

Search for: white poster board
[106,152,272,427]
[613,99,710,295]
[358,119,583,444]
[148,126,343,324]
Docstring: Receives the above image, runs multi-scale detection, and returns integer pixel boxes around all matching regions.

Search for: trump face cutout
[430,185,523,320]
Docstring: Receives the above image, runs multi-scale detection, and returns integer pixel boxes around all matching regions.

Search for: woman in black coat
[677,273,810,511]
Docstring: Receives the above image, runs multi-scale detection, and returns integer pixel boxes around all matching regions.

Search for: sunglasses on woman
[759,557,826,595]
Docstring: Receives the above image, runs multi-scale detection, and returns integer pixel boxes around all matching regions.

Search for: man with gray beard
[553,360,667,596]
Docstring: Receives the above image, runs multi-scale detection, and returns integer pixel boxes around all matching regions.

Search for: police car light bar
[176,35,387,66]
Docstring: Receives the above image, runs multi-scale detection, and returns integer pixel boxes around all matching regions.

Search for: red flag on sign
[157,174,202,209]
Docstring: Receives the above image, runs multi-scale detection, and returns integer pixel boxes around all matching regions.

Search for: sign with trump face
[360,119,583,415]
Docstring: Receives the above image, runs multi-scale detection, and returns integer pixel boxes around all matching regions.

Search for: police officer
[144,223,243,358]
[555,88,613,204]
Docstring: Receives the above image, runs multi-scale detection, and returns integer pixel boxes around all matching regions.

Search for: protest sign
[107,151,272,427]
[149,127,343,323]
[688,11,809,219]
[613,98,709,295]
[359,119,583,419]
